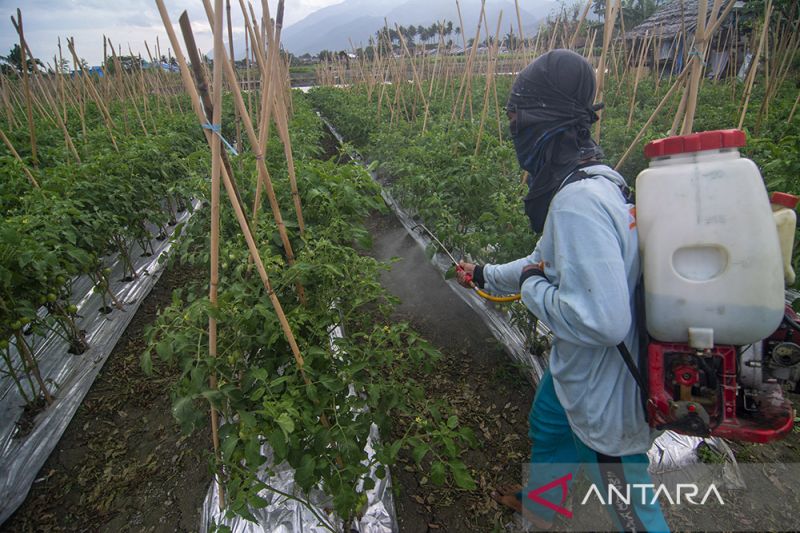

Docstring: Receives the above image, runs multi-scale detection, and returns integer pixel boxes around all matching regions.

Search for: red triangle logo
[526,472,573,519]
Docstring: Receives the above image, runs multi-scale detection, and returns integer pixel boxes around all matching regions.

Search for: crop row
[0,96,208,404]
[143,96,478,526]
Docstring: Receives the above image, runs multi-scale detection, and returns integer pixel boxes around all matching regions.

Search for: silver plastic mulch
[0,203,197,524]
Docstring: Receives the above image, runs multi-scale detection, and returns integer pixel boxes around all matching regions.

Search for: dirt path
[1,263,211,533]
[365,211,535,532]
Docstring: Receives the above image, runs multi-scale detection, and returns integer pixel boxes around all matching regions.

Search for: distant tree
[1,44,43,73]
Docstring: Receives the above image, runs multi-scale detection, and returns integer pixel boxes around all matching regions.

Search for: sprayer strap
[616,342,647,394]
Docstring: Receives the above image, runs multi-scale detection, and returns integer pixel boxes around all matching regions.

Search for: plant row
[144,96,478,527]
[0,95,208,405]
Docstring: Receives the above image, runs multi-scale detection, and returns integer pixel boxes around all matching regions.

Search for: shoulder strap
[617,275,650,419]
[558,167,634,204]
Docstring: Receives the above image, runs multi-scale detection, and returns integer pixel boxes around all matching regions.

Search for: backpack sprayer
[418,130,800,444]
[635,130,800,443]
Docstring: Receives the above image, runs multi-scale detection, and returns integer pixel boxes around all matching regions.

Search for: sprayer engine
[647,306,800,443]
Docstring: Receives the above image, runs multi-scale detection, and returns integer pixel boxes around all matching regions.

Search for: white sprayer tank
[635,129,784,346]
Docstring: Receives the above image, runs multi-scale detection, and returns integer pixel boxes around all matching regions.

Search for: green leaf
[430,461,446,485]
[245,436,264,467]
[221,434,239,462]
[412,443,429,465]
[268,428,288,462]
[247,492,269,508]
[276,413,295,436]
[447,415,458,429]
[450,460,476,490]
[295,454,316,491]
[141,349,153,376]
[444,265,457,280]
[238,410,257,428]
[155,339,173,360]
[388,440,402,463]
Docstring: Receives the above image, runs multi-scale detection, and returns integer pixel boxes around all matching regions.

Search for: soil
[365,211,535,532]
[1,263,212,533]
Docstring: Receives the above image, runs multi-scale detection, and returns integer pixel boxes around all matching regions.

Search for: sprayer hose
[474,287,521,303]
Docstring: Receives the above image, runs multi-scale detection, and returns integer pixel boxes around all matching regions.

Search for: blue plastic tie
[202,122,239,156]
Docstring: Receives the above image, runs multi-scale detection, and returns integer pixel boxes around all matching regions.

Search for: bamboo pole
[616,64,692,170]
[203,2,304,307]
[788,89,800,123]
[226,0,243,153]
[396,25,430,132]
[627,31,650,130]
[738,0,772,130]
[452,0,484,123]
[67,37,119,151]
[57,38,67,123]
[13,9,38,168]
[155,0,311,429]
[0,74,16,129]
[0,127,39,187]
[108,38,149,136]
[208,0,225,510]
[594,0,618,141]
[11,15,81,164]
[475,10,502,156]
[570,0,593,51]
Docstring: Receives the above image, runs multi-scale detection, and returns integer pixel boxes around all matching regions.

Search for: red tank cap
[771,192,800,209]
[644,129,746,159]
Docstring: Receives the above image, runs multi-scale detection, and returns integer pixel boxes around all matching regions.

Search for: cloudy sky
[0,0,344,67]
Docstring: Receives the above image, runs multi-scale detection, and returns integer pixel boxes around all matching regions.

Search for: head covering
[508,49,604,233]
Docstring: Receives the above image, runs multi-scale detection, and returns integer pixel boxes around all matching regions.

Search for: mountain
[281,0,558,55]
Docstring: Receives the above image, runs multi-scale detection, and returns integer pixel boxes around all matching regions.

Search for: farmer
[457,49,669,532]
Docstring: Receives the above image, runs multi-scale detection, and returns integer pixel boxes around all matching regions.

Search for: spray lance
[412,224,521,303]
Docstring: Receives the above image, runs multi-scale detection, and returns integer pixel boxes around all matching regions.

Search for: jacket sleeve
[482,249,541,295]
[520,203,632,347]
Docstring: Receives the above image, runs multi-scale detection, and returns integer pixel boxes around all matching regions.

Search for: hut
[624,0,749,78]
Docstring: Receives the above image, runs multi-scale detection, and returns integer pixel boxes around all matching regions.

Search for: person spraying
[456,49,669,532]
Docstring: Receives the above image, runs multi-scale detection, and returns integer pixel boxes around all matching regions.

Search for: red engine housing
[647,340,795,443]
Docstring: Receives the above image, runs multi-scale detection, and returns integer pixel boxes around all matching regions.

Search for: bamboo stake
[11,15,81,164]
[475,10,502,156]
[13,9,38,168]
[452,0,484,123]
[627,31,649,130]
[594,0,618,142]
[155,0,312,430]
[108,39,149,136]
[67,37,119,151]
[616,64,692,170]
[57,38,67,123]
[0,127,39,187]
[570,0,593,51]
[738,0,772,130]
[207,0,225,510]
[202,3,302,304]
[0,74,16,129]
[788,89,800,123]
[267,0,307,233]
[514,0,528,65]
[396,25,430,132]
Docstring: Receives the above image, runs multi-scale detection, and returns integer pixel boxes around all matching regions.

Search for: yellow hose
[474,287,521,303]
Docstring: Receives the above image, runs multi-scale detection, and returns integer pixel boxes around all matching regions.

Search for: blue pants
[523,370,670,532]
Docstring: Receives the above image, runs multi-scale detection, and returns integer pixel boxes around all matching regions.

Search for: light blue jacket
[483,164,652,456]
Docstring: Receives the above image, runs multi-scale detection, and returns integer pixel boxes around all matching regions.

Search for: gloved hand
[456,261,485,289]
[519,261,546,288]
